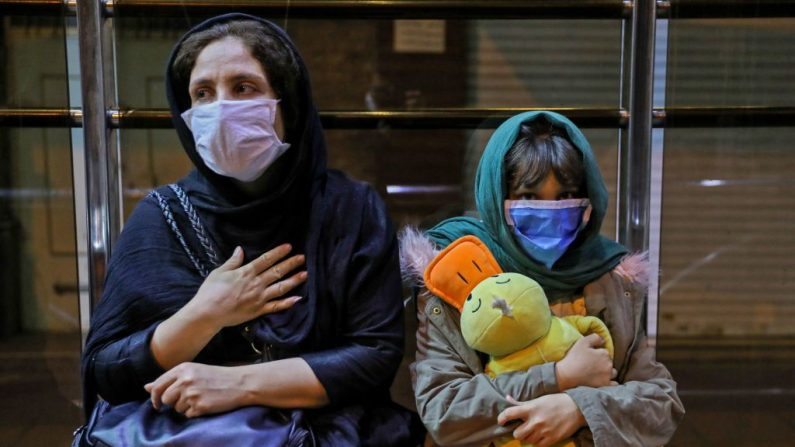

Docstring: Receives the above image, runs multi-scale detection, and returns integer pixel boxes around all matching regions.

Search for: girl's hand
[144,363,249,417]
[497,394,586,446]
[555,333,617,390]
[187,244,307,329]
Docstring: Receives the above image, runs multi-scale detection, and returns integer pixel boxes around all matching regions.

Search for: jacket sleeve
[300,187,405,406]
[565,334,684,446]
[565,275,685,447]
[412,294,560,446]
[90,321,166,404]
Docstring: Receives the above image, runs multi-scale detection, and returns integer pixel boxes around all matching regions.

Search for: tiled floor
[2,332,794,446]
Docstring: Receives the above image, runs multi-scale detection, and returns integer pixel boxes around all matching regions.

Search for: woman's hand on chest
[186,244,308,329]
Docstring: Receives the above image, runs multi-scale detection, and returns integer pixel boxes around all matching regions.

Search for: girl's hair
[504,117,585,196]
[171,20,301,138]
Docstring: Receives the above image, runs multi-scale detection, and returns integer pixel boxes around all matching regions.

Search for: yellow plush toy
[463,271,613,378]
[424,235,614,447]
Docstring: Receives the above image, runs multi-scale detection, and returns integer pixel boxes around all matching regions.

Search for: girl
[402,111,684,446]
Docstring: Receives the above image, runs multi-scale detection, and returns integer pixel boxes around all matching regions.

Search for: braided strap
[150,190,209,278]
[168,183,221,268]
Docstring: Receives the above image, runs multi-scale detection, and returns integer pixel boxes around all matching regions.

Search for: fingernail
[234,246,241,256]
[292,296,303,302]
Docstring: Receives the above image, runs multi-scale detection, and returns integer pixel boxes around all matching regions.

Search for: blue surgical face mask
[504,198,592,269]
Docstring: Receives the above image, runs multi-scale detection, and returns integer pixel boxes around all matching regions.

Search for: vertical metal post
[76,0,115,311]
[618,0,657,252]
[0,18,22,337]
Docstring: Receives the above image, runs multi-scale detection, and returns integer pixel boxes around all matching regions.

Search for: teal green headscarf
[427,111,628,300]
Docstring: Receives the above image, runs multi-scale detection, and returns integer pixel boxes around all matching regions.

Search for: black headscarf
[164,13,328,348]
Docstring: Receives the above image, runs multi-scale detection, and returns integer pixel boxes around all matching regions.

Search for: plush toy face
[461,272,551,357]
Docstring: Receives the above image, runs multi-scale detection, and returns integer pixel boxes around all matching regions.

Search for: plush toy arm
[562,315,615,359]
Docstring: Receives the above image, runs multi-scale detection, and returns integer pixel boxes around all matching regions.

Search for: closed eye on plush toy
[496,278,511,284]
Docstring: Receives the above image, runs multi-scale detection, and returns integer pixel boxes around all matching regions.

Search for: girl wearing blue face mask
[401,112,684,446]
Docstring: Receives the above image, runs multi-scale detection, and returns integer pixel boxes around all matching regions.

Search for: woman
[401,111,684,446]
[78,13,420,446]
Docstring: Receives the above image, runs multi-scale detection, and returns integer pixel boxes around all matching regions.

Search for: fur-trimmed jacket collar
[398,226,650,293]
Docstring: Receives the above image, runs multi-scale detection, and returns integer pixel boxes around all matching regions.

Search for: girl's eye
[522,194,537,200]
[559,192,575,200]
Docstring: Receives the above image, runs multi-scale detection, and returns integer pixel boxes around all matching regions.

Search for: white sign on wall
[393,20,446,54]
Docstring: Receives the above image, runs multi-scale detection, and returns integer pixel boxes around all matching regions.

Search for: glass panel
[114,17,622,111]
[468,20,621,108]
[666,18,795,107]
[660,12,795,446]
[661,17,795,446]
[113,15,623,219]
[659,129,795,337]
[0,15,82,446]
[118,129,188,220]
[658,132,795,443]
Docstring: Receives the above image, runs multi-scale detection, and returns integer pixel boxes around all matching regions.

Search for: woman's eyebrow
[226,72,267,83]
[188,77,212,89]
[189,72,267,89]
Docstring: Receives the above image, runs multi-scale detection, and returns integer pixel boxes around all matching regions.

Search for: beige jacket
[400,230,685,447]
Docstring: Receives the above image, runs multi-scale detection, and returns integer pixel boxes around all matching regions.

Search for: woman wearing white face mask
[401,112,684,446]
[76,14,423,447]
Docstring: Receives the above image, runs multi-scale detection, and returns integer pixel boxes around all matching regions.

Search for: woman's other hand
[144,363,249,417]
[188,244,307,329]
[497,394,585,446]
[555,333,617,390]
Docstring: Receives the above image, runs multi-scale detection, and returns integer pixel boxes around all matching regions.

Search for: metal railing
[2,0,795,330]
[3,0,795,18]
[6,106,795,129]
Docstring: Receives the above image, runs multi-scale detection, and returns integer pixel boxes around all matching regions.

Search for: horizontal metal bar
[314,108,627,129]
[108,108,627,129]
[113,108,634,129]
[657,335,795,350]
[0,0,65,15]
[0,108,82,127]
[5,0,795,18]
[53,282,89,295]
[654,107,795,128]
[663,0,795,19]
[110,0,631,19]
[4,107,795,129]
[2,0,631,19]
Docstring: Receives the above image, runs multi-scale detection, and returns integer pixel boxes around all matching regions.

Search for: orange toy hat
[423,236,503,311]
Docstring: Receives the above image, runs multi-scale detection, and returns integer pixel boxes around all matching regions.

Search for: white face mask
[181,98,290,182]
